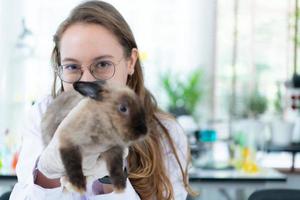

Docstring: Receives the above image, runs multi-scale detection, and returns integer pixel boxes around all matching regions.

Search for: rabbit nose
[133,115,148,136]
[135,123,147,136]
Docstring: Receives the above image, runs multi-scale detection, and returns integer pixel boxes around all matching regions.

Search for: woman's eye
[118,104,128,113]
[95,61,113,69]
[63,64,80,71]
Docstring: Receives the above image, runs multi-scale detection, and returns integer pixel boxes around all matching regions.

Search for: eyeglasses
[56,58,122,83]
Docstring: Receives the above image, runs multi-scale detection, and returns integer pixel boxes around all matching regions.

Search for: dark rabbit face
[73,81,148,142]
[114,91,148,141]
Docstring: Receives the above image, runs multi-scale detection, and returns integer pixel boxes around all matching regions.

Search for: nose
[134,115,148,136]
[135,123,147,136]
[80,68,97,82]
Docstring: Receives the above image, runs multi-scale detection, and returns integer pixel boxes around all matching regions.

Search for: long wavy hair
[50,1,196,199]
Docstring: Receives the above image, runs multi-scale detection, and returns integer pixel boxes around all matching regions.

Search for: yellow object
[240,147,259,173]
[139,51,148,62]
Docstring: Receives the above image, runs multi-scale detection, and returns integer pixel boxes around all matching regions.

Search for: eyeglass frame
[55,57,124,83]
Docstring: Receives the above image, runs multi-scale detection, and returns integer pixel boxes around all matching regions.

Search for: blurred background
[1,0,300,199]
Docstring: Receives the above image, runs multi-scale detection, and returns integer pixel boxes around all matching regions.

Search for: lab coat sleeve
[9,96,69,200]
[160,118,189,200]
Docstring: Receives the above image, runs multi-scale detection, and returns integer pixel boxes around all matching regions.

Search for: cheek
[107,63,129,86]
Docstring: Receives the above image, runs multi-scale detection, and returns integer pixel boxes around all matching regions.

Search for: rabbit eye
[118,104,128,114]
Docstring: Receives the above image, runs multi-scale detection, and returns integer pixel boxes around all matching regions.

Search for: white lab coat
[9,95,188,200]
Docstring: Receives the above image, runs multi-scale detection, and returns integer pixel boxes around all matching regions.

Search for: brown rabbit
[41,81,148,193]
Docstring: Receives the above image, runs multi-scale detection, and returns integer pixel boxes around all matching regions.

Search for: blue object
[198,129,217,142]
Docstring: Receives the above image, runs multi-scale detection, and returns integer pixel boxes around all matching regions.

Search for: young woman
[10,1,195,199]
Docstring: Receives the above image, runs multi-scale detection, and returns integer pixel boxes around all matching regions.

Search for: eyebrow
[62,55,115,63]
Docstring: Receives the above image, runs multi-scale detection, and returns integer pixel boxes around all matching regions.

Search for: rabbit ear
[73,81,106,100]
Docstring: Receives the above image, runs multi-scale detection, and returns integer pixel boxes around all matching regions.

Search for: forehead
[59,23,124,61]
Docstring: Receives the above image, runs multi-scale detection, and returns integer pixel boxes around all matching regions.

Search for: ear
[73,81,105,100]
[126,48,138,75]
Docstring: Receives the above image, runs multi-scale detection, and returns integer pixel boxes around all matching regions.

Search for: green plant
[274,82,283,115]
[160,68,203,119]
[244,90,268,118]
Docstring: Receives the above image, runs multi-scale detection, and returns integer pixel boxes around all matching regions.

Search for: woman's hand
[37,131,128,192]
[102,183,114,194]
[34,169,61,188]
[37,134,65,179]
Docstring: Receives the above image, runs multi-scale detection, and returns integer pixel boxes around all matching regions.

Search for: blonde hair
[50,1,196,199]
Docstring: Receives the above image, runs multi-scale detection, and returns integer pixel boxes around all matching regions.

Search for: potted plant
[232,89,268,152]
[270,82,294,146]
[243,89,268,119]
[160,68,204,121]
[274,82,284,116]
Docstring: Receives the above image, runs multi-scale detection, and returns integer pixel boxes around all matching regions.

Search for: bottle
[0,129,4,173]
[194,129,217,168]
[11,151,19,171]
[1,129,13,174]
[234,130,259,173]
